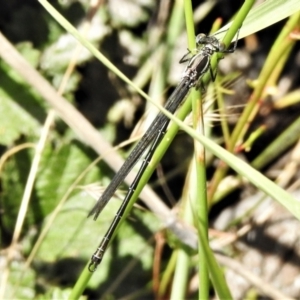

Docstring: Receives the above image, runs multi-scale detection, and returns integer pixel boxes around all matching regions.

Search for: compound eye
[196,33,207,45]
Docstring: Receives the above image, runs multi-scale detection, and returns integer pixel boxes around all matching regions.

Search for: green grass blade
[216,0,300,39]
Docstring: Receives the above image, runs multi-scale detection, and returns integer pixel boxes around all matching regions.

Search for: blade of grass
[38,0,298,118]
[170,1,195,299]
[251,116,300,169]
[183,0,211,297]
[208,11,300,201]
[142,103,300,220]
[192,89,210,300]
[193,206,233,300]
[216,0,300,40]
[130,2,255,299]
[40,0,298,298]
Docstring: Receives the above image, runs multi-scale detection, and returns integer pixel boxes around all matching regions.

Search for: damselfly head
[195,33,207,45]
[196,33,222,51]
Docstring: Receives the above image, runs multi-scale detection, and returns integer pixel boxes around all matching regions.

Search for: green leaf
[4,262,36,300]
[1,136,99,232]
[35,139,99,218]
[16,42,41,68]
[34,190,159,288]
[1,149,34,231]
[0,64,46,145]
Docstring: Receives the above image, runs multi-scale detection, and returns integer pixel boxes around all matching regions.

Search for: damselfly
[88,31,239,272]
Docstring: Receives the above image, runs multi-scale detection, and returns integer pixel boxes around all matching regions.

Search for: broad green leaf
[1,137,99,232]
[35,139,100,219]
[0,64,46,145]
[3,261,36,300]
[34,189,160,289]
